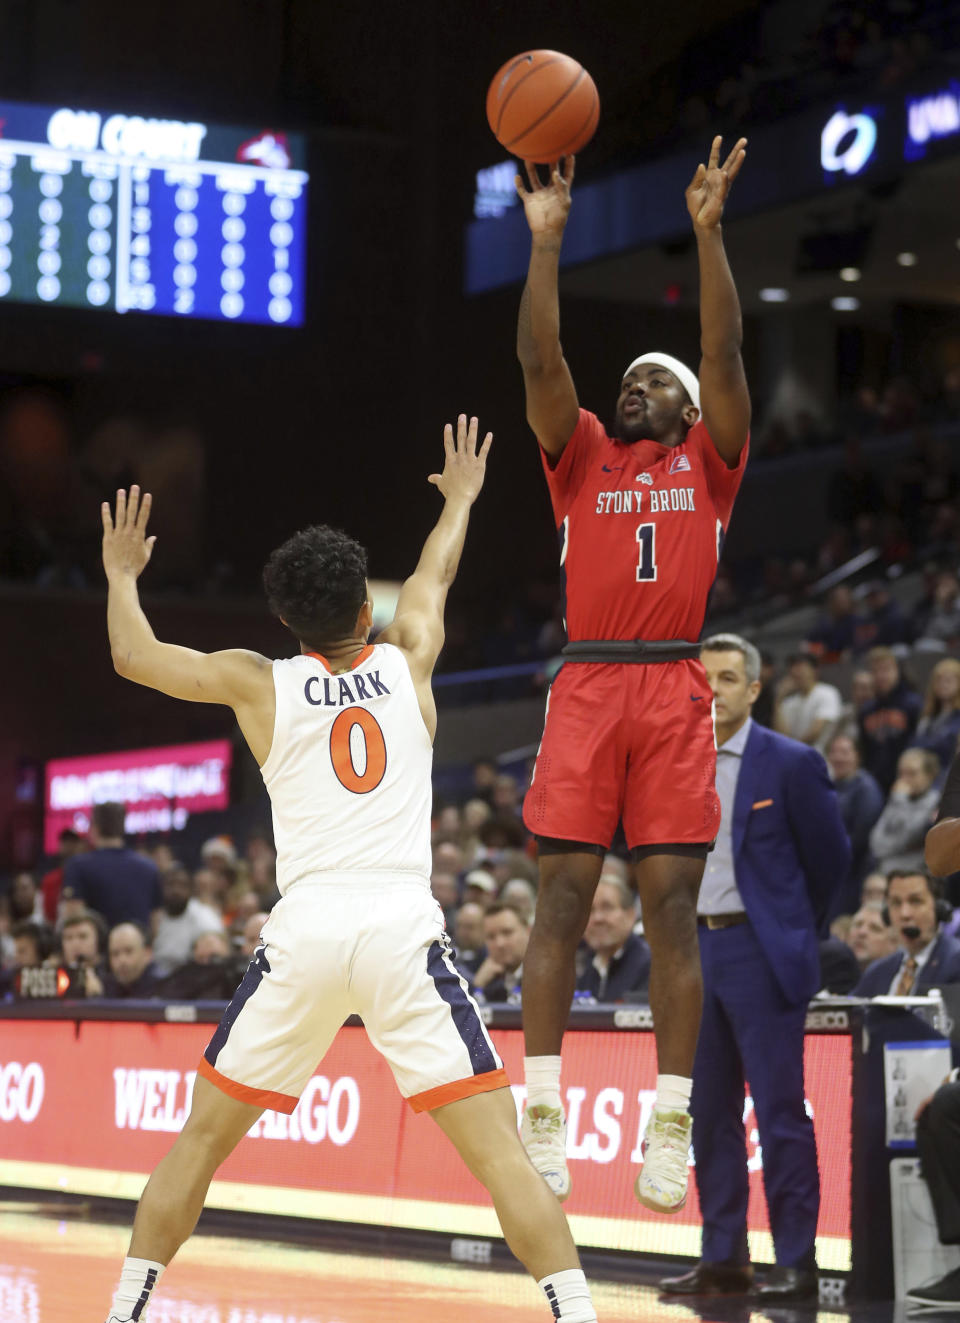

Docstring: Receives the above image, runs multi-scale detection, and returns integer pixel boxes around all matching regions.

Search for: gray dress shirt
[698,717,751,916]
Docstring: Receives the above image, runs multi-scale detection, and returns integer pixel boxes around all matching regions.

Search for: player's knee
[643,885,698,945]
[537,874,593,942]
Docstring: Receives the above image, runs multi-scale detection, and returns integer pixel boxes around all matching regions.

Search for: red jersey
[541,408,748,641]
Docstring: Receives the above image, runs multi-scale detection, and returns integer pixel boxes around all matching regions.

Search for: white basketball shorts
[197,875,507,1113]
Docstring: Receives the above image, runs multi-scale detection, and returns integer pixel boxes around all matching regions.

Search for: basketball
[486,50,599,163]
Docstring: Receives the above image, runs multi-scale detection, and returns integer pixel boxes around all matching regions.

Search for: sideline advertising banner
[0,1019,852,1268]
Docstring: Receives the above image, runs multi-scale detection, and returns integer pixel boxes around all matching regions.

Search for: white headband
[625,353,700,412]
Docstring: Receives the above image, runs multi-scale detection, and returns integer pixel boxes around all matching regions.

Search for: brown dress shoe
[659,1261,754,1295]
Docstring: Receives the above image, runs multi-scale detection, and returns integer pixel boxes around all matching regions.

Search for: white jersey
[259,643,433,893]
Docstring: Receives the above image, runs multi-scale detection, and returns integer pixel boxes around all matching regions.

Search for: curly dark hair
[262,524,369,649]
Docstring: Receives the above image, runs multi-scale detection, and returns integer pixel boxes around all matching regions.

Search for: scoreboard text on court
[0,99,308,327]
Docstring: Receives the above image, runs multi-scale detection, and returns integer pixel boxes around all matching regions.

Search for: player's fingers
[722,137,747,172]
[135,489,152,531]
[564,154,576,185]
[466,415,479,452]
[455,413,468,452]
[427,473,441,487]
[115,488,127,528]
[146,535,157,555]
[726,147,747,182]
[514,173,526,199]
[128,484,142,528]
[524,160,540,192]
[708,134,721,169]
[479,431,493,460]
[443,422,455,458]
[101,501,113,534]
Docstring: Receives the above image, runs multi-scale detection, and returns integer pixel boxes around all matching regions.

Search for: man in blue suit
[853,870,960,996]
[661,633,850,1303]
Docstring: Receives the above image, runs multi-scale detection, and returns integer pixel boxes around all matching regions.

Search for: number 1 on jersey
[635,523,658,582]
[330,708,387,794]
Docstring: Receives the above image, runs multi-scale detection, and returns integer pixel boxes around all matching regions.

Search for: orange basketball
[486,50,599,164]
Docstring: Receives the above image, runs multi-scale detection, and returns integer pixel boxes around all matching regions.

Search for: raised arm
[379,416,491,736]
[686,136,751,468]
[102,486,274,761]
[514,158,580,460]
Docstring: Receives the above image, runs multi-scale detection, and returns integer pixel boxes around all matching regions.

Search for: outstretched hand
[428,415,492,505]
[514,157,575,237]
[102,485,156,581]
[686,135,747,231]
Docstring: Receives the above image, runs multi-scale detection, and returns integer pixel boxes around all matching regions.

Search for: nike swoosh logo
[690,695,704,701]
[601,464,623,472]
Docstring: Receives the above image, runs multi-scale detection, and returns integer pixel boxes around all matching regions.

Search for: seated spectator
[910,659,960,769]
[818,937,861,995]
[473,902,529,1002]
[58,909,108,997]
[859,648,922,791]
[576,876,651,1002]
[61,801,162,930]
[500,877,536,924]
[433,840,465,880]
[459,798,492,863]
[192,865,230,914]
[226,888,263,944]
[807,585,857,661]
[151,864,225,976]
[11,919,54,968]
[826,734,885,912]
[452,901,487,978]
[10,872,44,923]
[40,827,85,924]
[846,905,898,970]
[854,872,960,996]
[491,773,522,817]
[433,803,462,845]
[862,870,889,907]
[774,652,842,752]
[463,868,497,909]
[471,756,498,805]
[854,581,910,652]
[914,570,960,647]
[101,922,159,999]
[869,749,940,873]
[157,929,245,999]
[430,870,460,923]
[237,911,270,959]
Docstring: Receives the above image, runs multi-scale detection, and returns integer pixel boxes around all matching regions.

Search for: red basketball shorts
[522,658,720,850]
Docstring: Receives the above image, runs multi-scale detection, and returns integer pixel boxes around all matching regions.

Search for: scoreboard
[0,99,308,326]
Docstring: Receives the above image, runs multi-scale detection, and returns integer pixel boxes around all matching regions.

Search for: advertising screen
[43,738,232,850]
[0,98,307,324]
[0,1018,852,1269]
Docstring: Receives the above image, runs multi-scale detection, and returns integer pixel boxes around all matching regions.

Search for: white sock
[655,1073,692,1112]
[107,1257,165,1321]
[538,1267,597,1323]
[525,1054,563,1109]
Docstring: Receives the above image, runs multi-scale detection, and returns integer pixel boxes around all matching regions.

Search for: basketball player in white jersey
[100,416,597,1323]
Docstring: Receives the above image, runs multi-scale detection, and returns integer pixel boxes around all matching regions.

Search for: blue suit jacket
[732,723,851,1005]
[854,930,960,997]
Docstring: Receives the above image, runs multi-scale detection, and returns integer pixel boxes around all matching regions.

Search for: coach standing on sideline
[661,634,850,1303]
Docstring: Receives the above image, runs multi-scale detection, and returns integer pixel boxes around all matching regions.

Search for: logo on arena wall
[113,1068,360,1145]
[0,1062,45,1123]
[821,109,878,176]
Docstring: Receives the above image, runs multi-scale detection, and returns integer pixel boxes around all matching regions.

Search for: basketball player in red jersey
[514,136,750,1212]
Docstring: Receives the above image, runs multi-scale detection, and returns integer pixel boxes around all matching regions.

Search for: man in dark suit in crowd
[661,633,850,1303]
[853,871,960,996]
[576,875,650,1002]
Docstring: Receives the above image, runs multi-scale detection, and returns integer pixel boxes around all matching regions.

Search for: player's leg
[431,1087,596,1322]
[105,1076,262,1322]
[632,847,706,1212]
[520,842,604,1199]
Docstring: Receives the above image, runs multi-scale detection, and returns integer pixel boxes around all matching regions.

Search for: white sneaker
[634,1107,692,1213]
[521,1102,571,1201]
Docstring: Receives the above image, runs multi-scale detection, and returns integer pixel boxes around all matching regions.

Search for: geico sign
[114,1068,359,1146]
[0,1062,44,1123]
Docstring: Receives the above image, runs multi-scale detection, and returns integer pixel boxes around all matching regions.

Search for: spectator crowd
[5,621,960,1011]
